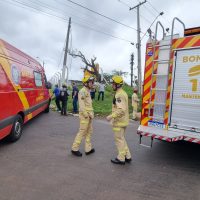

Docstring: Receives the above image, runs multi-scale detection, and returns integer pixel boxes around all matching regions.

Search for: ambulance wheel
[7,115,23,142]
[44,99,51,113]
[44,106,49,113]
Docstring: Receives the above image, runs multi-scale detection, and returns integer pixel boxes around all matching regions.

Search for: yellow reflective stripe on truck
[0,41,32,119]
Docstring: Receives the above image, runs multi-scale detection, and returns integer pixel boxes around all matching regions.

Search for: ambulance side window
[34,72,42,87]
[11,65,21,85]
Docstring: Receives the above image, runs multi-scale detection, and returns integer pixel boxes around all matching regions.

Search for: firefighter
[71,75,95,157]
[132,87,139,120]
[106,75,131,165]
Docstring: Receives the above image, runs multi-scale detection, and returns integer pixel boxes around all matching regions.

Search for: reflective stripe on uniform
[113,127,121,131]
[111,113,117,118]
[85,107,93,111]
[86,138,90,142]
[119,150,126,156]
[75,139,81,144]
[116,122,128,126]
[80,120,89,124]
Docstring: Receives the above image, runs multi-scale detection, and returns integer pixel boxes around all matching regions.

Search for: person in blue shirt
[53,84,61,112]
[72,82,79,114]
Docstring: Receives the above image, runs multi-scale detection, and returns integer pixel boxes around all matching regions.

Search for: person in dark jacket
[72,82,79,114]
[60,84,69,115]
[53,84,61,112]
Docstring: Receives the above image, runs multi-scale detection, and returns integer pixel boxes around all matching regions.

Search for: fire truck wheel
[7,115,23,142]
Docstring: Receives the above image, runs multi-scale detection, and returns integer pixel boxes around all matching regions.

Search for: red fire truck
[0,39,51,142]
[138,18,200,147]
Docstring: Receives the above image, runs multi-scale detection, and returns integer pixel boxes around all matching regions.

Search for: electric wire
[34,0,118,35]
[63,0,141,33]
[72,21,133,43]
[147,0,180,33]
[2,0,134,43]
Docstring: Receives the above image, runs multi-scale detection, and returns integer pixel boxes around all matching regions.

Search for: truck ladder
[148,21,170,122]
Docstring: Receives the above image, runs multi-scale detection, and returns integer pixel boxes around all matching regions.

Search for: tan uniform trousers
[72,116,93,153]
[132,102,138,119]
[113,127,131,162]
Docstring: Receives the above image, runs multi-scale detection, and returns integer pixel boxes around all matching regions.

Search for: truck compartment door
[170,48,200,132]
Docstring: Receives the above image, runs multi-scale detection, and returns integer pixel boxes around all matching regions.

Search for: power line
[141,11,164,41]
[143,4,157,18]
[72,21,133,43]
[62,0,140,32]
[34,0,119,35]
[117,0,154,26]
[117,0,130,8]
[147,1,160,14]
[3,0,134,43]
[147,0,180,33]
[57,44,64,69]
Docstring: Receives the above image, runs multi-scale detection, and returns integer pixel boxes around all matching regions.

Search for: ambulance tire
[7,115,23,142]
[44,106,49,113]
[44,99,51,113]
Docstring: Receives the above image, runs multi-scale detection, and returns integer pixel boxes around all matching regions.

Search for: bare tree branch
[69,50,100,81]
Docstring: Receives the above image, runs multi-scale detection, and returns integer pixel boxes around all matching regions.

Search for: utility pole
[62,17,71,84]
[130,0,146,94]
[130,53,134,87]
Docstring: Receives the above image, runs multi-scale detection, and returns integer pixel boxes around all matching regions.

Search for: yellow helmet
[111,75,123,85]
[82,75,94,83]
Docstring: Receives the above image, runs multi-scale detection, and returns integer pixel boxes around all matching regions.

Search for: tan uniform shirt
[79,86,94,118]
[111,88,129,127]
[132,93,139,106]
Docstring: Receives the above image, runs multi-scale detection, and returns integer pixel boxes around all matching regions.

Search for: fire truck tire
[7,115,23,142]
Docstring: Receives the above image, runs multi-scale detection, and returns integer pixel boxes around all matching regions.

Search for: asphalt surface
[0,111,200,200]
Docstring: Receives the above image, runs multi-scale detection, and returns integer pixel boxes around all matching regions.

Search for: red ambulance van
[0,39,51,142]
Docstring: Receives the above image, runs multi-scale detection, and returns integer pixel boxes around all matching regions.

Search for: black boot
[125,157,132,163]
[85,148,95,155]
[71,150,82,157]
[111,158,125,165]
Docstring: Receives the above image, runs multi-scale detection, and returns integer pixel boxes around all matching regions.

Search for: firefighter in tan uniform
[71,76,95,157]
[106,76,132,165]
[132,88,139,120]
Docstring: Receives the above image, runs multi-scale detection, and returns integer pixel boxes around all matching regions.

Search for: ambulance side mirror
[46,81,52,89]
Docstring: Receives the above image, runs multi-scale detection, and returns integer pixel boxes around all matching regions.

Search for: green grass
[51,85,141,116]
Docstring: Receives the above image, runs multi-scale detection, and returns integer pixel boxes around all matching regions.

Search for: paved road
[0,111,200,200]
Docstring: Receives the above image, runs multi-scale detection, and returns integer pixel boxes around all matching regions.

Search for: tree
[103,70,129,84]
[69,50,100,81]
[111,69,129,77]
[102,73,113,83]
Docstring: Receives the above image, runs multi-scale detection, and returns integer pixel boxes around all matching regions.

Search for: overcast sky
[0,0,199,83]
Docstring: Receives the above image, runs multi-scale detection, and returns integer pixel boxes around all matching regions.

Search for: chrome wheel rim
[15,121,21,137]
